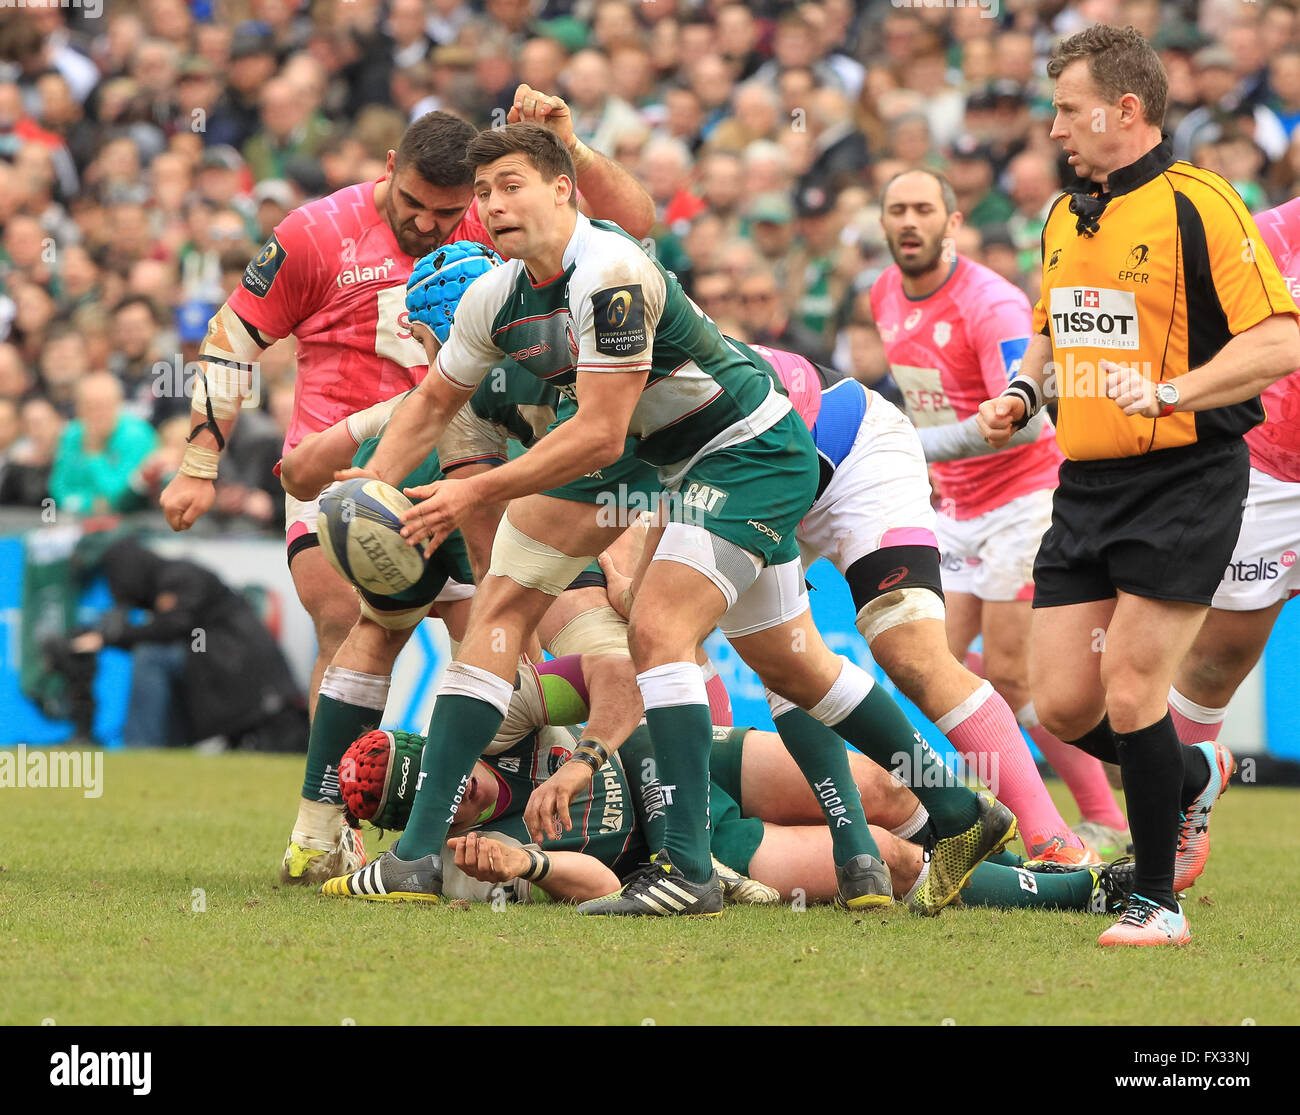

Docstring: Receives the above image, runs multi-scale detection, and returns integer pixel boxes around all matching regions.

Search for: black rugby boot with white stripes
[319,849,443,904]
[577,850,724,917]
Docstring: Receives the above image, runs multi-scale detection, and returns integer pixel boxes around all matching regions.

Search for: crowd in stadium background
[2,0,1299,530]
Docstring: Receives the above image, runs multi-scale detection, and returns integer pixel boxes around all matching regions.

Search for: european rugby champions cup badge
[592,286,647,356]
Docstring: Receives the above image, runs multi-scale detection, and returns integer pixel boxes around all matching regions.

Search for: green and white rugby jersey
[435,215,791,477]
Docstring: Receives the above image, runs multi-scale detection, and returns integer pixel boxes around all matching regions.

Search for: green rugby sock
[959,862,1096,910]
[397,694,503,860]
[642,701,715,881]
[986,848,1025,867]
[773,707,879,865]
[301,669,389,804]
[828,681,980,837]
[617,726,668,851]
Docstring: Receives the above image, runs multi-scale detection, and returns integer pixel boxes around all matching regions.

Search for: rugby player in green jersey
[341,654,1135,915]
[323,123,1014,917]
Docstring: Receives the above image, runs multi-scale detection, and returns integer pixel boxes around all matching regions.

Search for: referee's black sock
[1065,716,1119,764]
[1115,713,1183,912]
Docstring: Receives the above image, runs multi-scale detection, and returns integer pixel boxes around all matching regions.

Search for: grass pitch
[2,749,1297,1026]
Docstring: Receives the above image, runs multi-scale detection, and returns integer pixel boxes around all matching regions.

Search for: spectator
[206,27,279,151]
[742,139,796,196]
[0,343,33,401]
[901,40,965,150]
[1005,149,1062,272]
[1173,45,1288,163]
[689,53,738,141]
[1269,48,1300,140]
[715,4,764,82]
[803,87,871,193]
[787,182,846,347]
[109,295,179,424]
[839,320,903,410]
[743,192,797,290]
[753,10,848,98]
[0,396,64,508]
[49,372,157,516]
[640,137,705,233]
[518,37,570,102]
[564,49,646,157]
[242,77,332,183]
[690,269,747,338]
[696,149,746,239]
[738,265,832,369]
[947,134,1015,229]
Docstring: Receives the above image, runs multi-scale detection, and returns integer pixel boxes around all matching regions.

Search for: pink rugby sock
[939,680,1081,853]
[1168,686,1225,746]
[1024,720,1127,831]
[702,661,733,727]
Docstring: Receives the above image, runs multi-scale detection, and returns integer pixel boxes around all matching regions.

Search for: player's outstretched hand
[401,478,475,557]
[508,84,576,149]
[450,830,528,884]
[160,473,215,531]
[1104,359,1159,417]
[976,395,1024,449]
[523,760,592,845]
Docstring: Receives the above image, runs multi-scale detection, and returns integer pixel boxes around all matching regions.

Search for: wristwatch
[1155,381,1180,417]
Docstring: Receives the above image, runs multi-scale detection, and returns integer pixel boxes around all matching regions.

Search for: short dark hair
[882,167,959,217]
[464,123,578,207]
[396,111,480,187]
[112,294,160,323]
[1047,24,1168,129]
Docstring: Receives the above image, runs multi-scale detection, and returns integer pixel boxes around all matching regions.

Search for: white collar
[561,212,594,272]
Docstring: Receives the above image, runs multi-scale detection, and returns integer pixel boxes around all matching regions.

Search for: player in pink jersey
[1169,197,1300,756]
[871,169,1123,862]
[157,89,655,885]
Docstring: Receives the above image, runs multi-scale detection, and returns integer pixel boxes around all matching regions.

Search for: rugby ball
[318,478,425,595]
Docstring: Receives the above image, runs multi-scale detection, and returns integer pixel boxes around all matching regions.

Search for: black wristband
[567,750,602,776]
[1001,376,1042,431]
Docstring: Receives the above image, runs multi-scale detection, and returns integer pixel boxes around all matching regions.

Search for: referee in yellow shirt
[979,25,1300,947]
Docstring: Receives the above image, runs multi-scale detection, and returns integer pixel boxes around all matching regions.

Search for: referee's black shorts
[1033,437,1250,608]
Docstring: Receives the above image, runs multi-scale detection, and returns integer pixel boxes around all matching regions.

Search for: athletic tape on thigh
[546,604,631,657]
[652,522,761,610]
[358,594,431,631]
[488,511,595,596]
[719,557,809,637]
[856,586,947,644]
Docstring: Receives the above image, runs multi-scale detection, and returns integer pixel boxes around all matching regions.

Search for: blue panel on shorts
[810,378,867,469]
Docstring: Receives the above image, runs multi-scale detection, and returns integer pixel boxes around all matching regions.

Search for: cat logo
[606,290,634,328]
[682,482,727,512]
[1048,247,1062,270]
